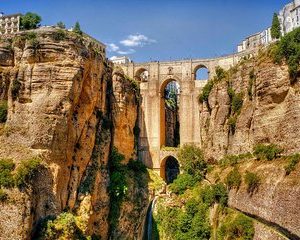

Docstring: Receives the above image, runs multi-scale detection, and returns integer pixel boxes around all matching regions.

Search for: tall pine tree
[271,13,281,39]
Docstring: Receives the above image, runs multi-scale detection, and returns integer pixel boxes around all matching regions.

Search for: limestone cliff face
[0,29,147,240]
[200,53,300,160]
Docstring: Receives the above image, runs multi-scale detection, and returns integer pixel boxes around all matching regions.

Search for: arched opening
[160,156,180,184]
[134,68,149,82]
[194,65,209,80]
[160,79,180,147]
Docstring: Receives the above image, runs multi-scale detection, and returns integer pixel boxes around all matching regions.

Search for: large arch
[160,78,180,148]
[134,68,149,82]
[194,64,209,80]
[160,156,180,183]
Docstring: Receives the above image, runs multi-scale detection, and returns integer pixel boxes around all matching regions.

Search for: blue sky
[1,0,291,62]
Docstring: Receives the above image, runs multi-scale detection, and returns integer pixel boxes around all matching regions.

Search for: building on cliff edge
[0,12,22,35]
[238,0,300,53]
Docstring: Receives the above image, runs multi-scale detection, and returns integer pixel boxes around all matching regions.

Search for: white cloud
[120,34,156,47]
[117,49,136,55]
[107,43,119,52]
[110,56,118,60]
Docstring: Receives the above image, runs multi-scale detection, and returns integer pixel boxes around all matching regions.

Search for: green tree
[73,21,82,35]
[271,13,281,39]
[56,21,65,29]
[177,144,207,180]
[20,12,42,30]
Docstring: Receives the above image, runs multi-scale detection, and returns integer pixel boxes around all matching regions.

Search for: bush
[231,92,243,115]
[52,29,66,41]
[0,189,7,202]
[248,69,255,100]
[225,167,242,189]
[15,157,41,188]
[228,116,237,134]
[0,101,8,123]
[127,159,147,173]
[218,213,254,240]
[0,158,15,188]
[244,171,260,194]
[198,80,214,103]
[73,21,82,35]
[253,144,283,161]
[199,183,228,207]
[37,212,87,239]
[56,21,66,29]
[20,12,42,30]
[169,173,197,194]
[272,27,300,83]
[215,66,226,81]
[11,79,22,100]
[177,144,207,180]
[220,153,253,167]
[285,153,300,175]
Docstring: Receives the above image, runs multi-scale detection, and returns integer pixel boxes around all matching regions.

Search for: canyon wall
[0,29,148,240]
[199,52,300,160]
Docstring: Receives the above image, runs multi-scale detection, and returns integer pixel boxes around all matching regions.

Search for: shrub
[218,213,254,240]
[56,21,66,29]
[20,12,42,30]
[52,29,66,41]
[244,171,260,194]
[198,80,214,103]
[231,92,243,115]
[253,144,283,161]
[0,158,15,188]
[73,21,82,35]
[220,153,253,167]
[37,212,87,239]
[248,69,255,100]
[228,116,237,134]
[169,173,197,194]
[15,157,41,188]
[11,79,22,100]
[225,167,242,189]
[199,183,228,207]
[177,144,207,180]
[24,31,37,41]
[285,153,300,175]
[272,27,300,83]
[215,66,226,81]
[0,101,8,123]
[0,189,7,202]
[127,159,147,173]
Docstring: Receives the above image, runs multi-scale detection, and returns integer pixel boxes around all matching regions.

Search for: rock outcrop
[0,29,148,240]
[199,53,300,160]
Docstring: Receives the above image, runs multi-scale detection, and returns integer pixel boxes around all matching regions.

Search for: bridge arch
[134,68,149,82]
[160,78,181,147]
[193,64,210,80]
[160,155,180,183]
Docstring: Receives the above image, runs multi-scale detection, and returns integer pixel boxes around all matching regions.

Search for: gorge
[0,25,299,240]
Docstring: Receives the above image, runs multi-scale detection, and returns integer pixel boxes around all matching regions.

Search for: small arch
[194,65,209,80]
[160,156,180,184]
[135,68,149,82]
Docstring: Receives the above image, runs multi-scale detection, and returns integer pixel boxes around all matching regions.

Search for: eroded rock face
[200,55,300,160]
[0,29,147,240]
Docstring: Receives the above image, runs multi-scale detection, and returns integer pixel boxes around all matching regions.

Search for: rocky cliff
[199,51,300,160]
[0,28,148,240]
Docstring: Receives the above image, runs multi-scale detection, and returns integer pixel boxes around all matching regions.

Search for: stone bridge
[119,49,256,180]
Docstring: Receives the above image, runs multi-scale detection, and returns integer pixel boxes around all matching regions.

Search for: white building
[110,56,131,64]
[238,0,300,53]
[0,13,22,35]
[237,28,272,53]
[279,0,300,34]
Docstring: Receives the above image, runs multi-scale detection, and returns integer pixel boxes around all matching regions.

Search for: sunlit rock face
[0,29,148,239]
